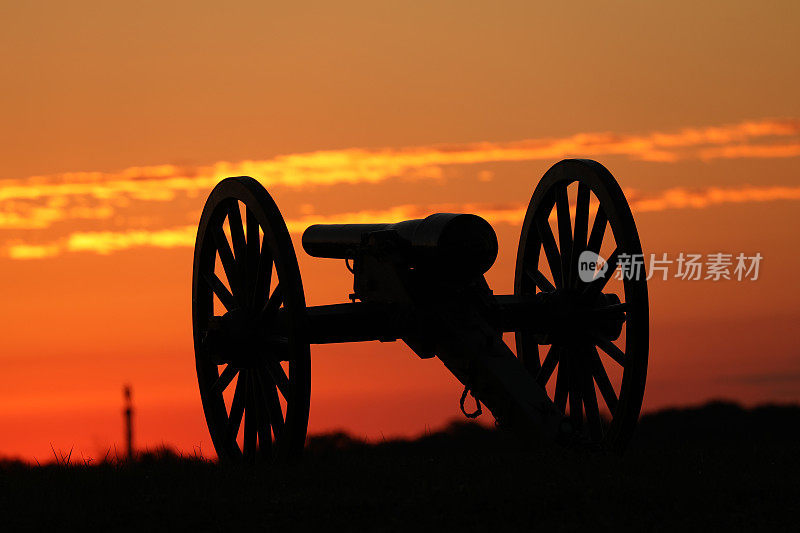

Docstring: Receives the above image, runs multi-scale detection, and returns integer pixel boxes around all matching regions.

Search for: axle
[302,292,623,346]
[204,291,624,360]
[303,295,550,345]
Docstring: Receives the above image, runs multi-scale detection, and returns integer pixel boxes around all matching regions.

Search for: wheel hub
[202,309,271,368]
[545,290,625,346]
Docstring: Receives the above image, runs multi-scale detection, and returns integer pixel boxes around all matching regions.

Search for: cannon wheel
[515,159,649,451]
[192,176,310,463]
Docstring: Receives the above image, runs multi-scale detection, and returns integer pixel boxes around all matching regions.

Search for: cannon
[191,159,649,462]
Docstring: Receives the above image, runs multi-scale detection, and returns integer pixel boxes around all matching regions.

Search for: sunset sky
[1,1,799,462]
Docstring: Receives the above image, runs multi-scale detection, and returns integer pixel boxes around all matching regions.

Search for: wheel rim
[515,159,649,450]
[192,176,310,462]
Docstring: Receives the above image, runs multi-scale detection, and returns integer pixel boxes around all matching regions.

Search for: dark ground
[1,401,798,532]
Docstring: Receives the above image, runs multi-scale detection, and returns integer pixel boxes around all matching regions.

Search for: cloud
[8,183,800,259]
[628,185,800,212]
[3,118,799,259]
[0,203,115,229]
[7,243,61,260]
[1,118,799,232]
[66,226,198,255]
[698,143,800,160]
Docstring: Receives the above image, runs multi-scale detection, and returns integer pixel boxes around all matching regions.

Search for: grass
[1,401,798,531]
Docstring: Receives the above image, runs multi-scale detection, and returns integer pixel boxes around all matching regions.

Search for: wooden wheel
[192,176,310,463]
[515,159,649,451]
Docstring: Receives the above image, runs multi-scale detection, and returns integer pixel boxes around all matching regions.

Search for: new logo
[578,251,608,283]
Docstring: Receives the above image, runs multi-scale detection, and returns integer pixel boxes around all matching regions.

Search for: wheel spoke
[250,375,273,457]
[246,208,260,308]
[227,201,246,265]
[590,346,618,412]
[583,248,619,301]
[243,372,258,460]
[526,266,556,293]
[587,205,607,254]
[202,271,237,311]
[594,335,626,367]
[554,354,568,412]
[211,364,239,394]
[571,182,590,288]
[536,345,560,386]
[256,367,284,441]
[264,357,290,398]
[227,374,247,446]
[568,352,583,429]
[555,184,573,287]
[536,213,563,289]
[581,347,603,441]
[253,237,273,311]
[260,284,283,322]
[212,223,241,299]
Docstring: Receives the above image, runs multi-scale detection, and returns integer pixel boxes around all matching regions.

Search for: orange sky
[1,1,799,462]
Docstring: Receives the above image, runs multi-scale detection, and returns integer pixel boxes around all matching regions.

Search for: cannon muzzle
[302,213,498,276]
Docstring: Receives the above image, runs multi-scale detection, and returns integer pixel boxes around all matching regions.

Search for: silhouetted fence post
[123,385,134,460]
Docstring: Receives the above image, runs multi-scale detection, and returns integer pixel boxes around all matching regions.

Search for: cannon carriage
[191,159,649,462]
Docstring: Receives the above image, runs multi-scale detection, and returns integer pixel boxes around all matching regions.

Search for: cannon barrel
[302,213,498,275]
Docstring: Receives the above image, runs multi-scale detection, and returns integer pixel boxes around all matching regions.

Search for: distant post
[123,384,134,460]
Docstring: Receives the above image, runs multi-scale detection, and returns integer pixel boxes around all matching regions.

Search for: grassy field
[1,402,798,531]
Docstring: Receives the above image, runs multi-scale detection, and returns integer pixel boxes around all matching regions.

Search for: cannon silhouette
[192,159,649,462]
